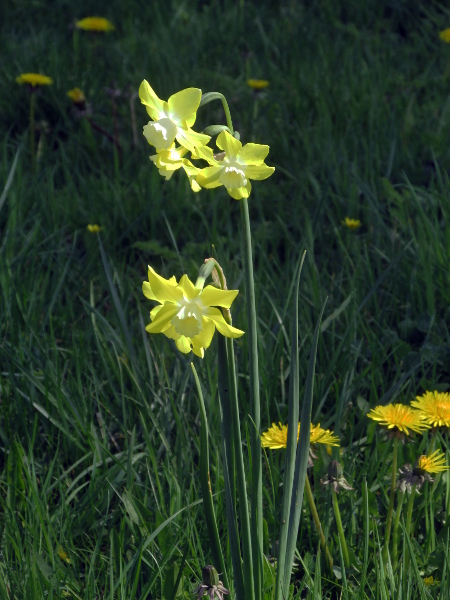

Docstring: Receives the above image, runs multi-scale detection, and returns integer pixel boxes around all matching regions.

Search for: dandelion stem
[383,435,399,562]
[29,91,35,169]
[305,477,333,574]
[331,489,350,569]
[405,484,417,571]
[392,488,405,570]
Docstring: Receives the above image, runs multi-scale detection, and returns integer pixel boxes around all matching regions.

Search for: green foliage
[1,0,450,597]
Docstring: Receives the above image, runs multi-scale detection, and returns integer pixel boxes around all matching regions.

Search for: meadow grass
[1,0,450,597]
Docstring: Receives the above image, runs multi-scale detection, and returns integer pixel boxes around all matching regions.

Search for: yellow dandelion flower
[439,28,450,43]
[87,224,102,233]
[416,449,449,474]
[75,17,115,32]
[423,575,439,586]
[367,404,430,435]
[57,546,71,563]
[261,422,340,450]
[247,79,270,90]
[342,217,361,230]
[16,73,53,87]
[411,390,450,428]
[67,88,85,104]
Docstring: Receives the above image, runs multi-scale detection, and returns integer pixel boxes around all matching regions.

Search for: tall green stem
[29,92,35,169]
[331,490,350,569]
[383,436,399,562]
[240,198,262,600]
[305,477,333,574]
[405,485,417,571]
[392,489,405,570]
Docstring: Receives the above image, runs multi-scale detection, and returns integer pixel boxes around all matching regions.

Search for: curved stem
[331,489,350,569]
[305,477,333,574]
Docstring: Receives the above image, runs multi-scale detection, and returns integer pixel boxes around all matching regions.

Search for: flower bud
[202,565,220,587]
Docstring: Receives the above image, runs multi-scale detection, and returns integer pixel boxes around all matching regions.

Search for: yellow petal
[175,336,192,354]
[178,274,201,300]
[168,88,202,126]
[192,344,205,358]
[244,164,275,181]
[238,143,270,165]
[175,127,211,153]
[143,281,157,301]
[204,308,244,338]
[148,267,183,304]
[146,304,179,333]
[193,318,215,349]
[196,166,223,189]
[200,286,238,308]
[139,80,164,121]
[227,180,251,200]
[216,130,242,158]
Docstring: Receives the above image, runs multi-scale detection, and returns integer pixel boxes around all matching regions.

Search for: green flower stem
[240,198,263,600]
[305,477,333,574]
[331,489,350,569]
[190,363,228,588]
[199,92,234,136]
[405,484,417,571]
[383,435,399,562]
[224,334,255,600]
[29,91,35,169]
[392,489,405,570]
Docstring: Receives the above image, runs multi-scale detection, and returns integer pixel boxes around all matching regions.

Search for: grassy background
[1,0,450,597]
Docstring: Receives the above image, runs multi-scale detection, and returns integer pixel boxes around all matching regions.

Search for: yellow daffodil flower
[143,266,244,358]
[139,80,210,152]
[16,73,53,87]
[195,130,275,200]
[367,403,430,435]
[75,17,115,32]
[150,145,201,192]
[411,390,450,428]
[261,422,340,449]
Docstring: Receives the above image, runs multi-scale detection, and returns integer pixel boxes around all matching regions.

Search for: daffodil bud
[202,565,220,587]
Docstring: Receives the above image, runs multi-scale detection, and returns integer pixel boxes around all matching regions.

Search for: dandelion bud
[202,565,220,587]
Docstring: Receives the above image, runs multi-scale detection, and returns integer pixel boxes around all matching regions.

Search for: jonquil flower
[139,80,210,152]
[150,145,201,192]
[75,17,115,32]
[367,403,430,435]
[261,422,340,449]
[195,130,275,200]
[411,390,450,428]
[16,73,53,87]
[247,79,270,90]
[342,217,361,230]
[143,267,244,358]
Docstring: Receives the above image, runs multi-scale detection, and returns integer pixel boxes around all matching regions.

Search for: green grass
[1,0,450,597]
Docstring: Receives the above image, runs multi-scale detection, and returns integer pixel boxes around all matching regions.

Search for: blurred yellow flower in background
[16,73,53,87]
[261,422,340,449]
[87,224,102,233]
[247,79,270,90]
[67,88,86,104]
[75,17,115,32]
[411,390,450,427]
[439,28,450,43]
[342,217,361,230]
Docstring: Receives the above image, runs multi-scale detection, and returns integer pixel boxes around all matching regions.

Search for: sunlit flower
[67,88,86,104]
[439,28,450,43]
[16,73,53,87]
[75,17,115,32]
[367,404,430,435]
[195,130,275,200]
[342,217,361,230]
[411,390,450,428]
[87,224,102,233]
[139,80,210,152]
[416,449,449,474]
[247,79,270,90]
[261,422,340,450]
[150,145,201,192]
[143,267,244,358]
